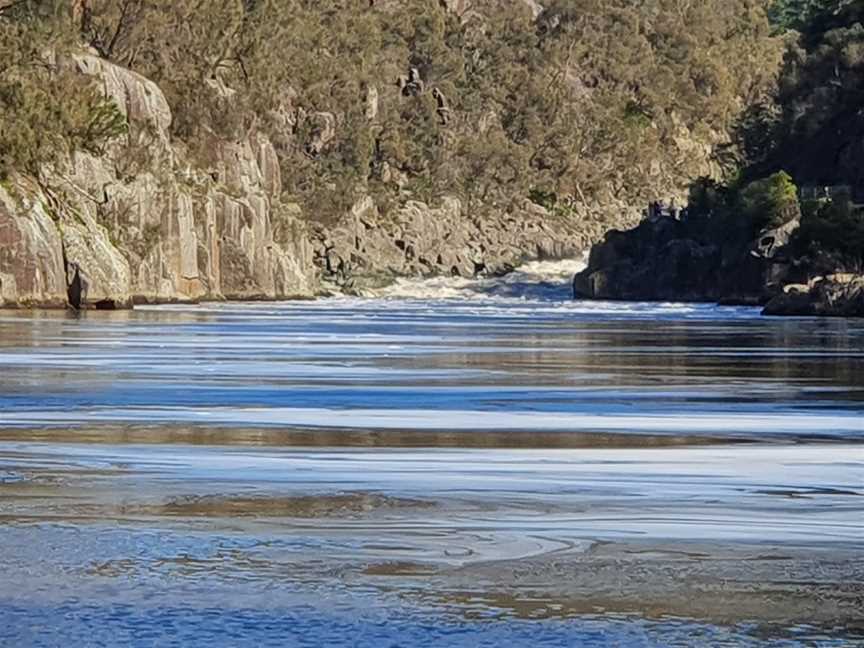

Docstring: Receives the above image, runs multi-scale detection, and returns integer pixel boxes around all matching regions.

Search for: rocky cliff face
[0,49,638,309]
[0,53,316,309]
[0,48,649,309]
[314,196,637,294]
[0,181,68,308]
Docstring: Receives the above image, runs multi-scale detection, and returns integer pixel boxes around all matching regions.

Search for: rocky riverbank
[573,210,864,317]
[0,50,641,310]
[763,275,864,317]
[0,53,316,309]
[312,196,634,295]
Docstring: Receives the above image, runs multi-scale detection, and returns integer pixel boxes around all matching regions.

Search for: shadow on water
[0,425,734,448]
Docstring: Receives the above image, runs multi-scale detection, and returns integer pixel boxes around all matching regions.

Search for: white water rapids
[367,256,588,301]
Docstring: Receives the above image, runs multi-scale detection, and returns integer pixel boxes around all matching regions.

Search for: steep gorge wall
[314,196,637,293]
[0,53,316,309]
[0,49,628,308]
[0,50,637,308]
[3,0,779,308]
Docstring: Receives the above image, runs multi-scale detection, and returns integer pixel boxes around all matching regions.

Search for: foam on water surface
[370,257,590,301]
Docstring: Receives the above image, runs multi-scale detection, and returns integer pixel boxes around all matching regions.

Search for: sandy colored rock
[1,54,317,309]
[0,184,67,308]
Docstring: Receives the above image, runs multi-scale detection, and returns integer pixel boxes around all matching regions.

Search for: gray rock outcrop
[573,213,797,305]
[0,53,316,309]
[315,196,636,293]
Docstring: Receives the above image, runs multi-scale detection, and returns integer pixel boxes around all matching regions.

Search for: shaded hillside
[745,0,864,196]
[574,1,864,316]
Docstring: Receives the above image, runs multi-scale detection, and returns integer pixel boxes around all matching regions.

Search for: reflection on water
[1,286,863,646]
[1,299,863,439]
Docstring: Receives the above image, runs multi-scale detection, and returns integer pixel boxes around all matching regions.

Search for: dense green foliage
[793,199,864,271]
[768,0,856,31]
[680,0,864,271]
[0,0,126,179]
[738,171,800,230]
[1,0,783,223]
[684,172,801,242]
[6,0,861,271]
[741,0,864,179]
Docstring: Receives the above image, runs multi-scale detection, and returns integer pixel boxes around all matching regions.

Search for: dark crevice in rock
[61,240,89,311]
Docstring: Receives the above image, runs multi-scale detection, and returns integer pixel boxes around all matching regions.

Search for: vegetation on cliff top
[692,0,864,271]
[0,1,126,179]
[2,0,783,225]
[3,0,860,274]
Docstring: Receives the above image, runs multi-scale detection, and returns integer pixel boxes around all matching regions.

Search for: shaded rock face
[314,196,636,293]
[763,275,864,317]
[573,215,794,305]
[573,219,721,303]
[0,54,316,309]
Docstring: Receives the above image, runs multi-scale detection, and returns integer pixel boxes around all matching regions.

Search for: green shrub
[738,171,800,230]
[794,200,864,268]
[0,72,126,179]
[0,5,127,179]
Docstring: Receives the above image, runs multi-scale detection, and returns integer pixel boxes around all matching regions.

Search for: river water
[0,260,862,647]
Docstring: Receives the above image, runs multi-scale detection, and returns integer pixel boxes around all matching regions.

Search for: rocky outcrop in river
[0,53,316,309]
[572,213,796,306]
[573,206,864,317]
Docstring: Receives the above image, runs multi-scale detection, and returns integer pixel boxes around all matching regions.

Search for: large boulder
[573,217,722,302]
[763,275,864,317]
